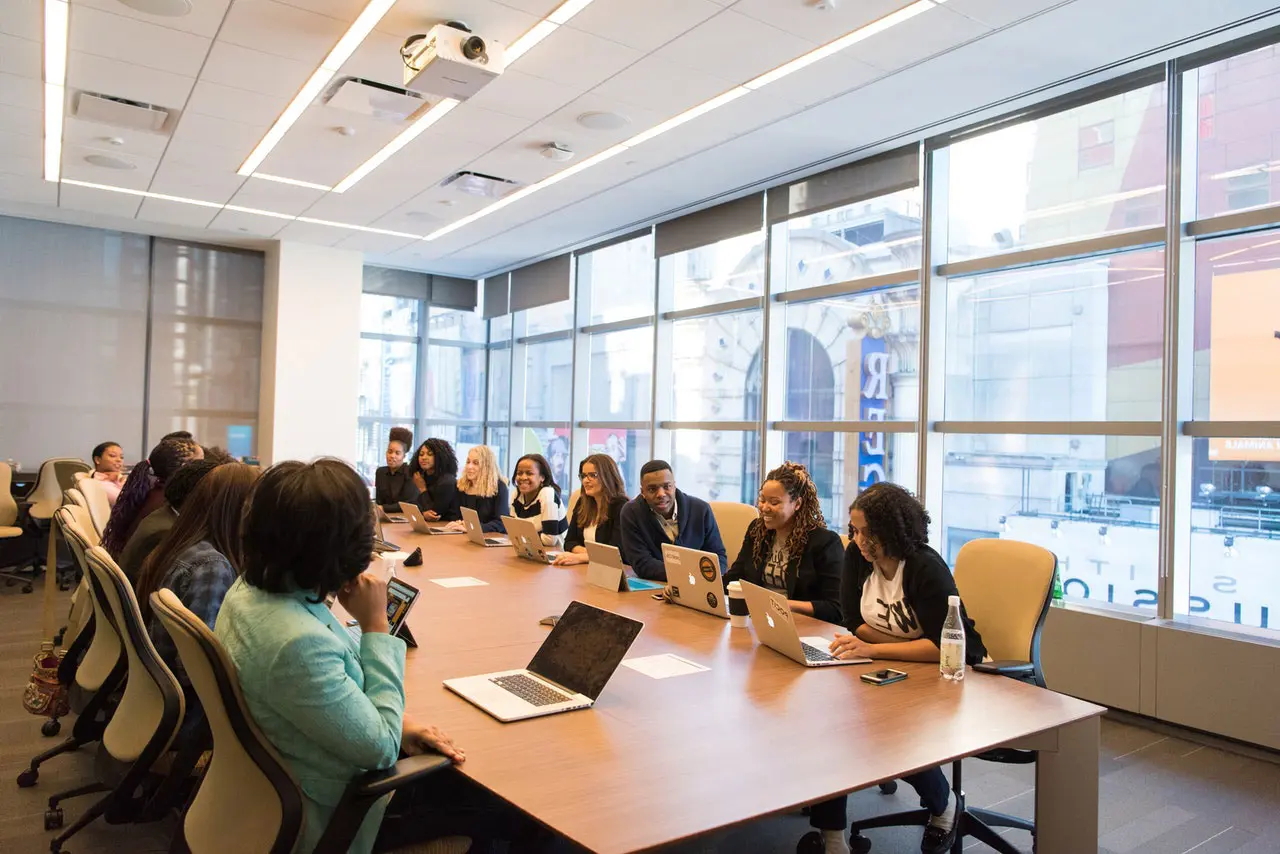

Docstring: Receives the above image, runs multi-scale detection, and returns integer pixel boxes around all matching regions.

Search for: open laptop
[501,515,563,563]
[661,543,729,619]
[399,502,463,535]
[371,508,400,553]
[585,542,664,593]
[443,601,643,722]
[345,577,421,648]
[375,503,406,524]
[739,581,866,667]
[461,506,510,547]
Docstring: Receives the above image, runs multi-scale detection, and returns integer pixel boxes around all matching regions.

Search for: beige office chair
[74,476,113,539]
[840,538,1057,854]
[567,489,580,522]
[55,503,98,647]
[709,501,758,566]
[151,590,456,854]
[26,458,91,522]
[0,461,37,592]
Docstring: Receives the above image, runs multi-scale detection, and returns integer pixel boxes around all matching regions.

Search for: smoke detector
[541,142,574,162]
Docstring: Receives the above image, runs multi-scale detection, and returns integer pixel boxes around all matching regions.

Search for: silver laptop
[399,502,463,535]
[661,543,729,619]
[371,507,399,553]
[501,515,562,563]
[462,506,509,547]
[375,503,406,524]
[585,542,664,593]
[345,577,421,648]
[443,601,643,722]
[739,581,867,667]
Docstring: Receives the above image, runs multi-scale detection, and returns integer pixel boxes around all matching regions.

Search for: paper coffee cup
[726,581,749,628]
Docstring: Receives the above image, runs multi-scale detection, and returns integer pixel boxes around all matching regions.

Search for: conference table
[377,524,1104,854]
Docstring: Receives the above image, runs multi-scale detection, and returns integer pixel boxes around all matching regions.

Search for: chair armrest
[973,660,1036,679]
[314,753,453,854]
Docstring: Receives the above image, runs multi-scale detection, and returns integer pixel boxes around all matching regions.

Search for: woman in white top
[509,454,567,546]
[553,454,629,566]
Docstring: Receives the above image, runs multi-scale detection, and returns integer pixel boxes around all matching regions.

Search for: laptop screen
[528,601,643,700]
[386,578,419,635]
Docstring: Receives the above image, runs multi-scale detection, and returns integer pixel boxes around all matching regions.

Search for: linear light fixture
[506,0,597,63]
[423,0,947,242]
[43,0,69,182]
[332,97,459,193]
[237,0,398,176]
[251,173,333,191]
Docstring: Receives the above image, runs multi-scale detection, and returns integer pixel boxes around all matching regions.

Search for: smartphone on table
[860,668,909,686]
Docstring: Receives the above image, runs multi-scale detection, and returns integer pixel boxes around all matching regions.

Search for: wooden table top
[379,525,1105,854]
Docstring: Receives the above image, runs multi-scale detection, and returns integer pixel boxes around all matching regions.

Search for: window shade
[766,145,920,224]
[362,266,430,300]
[429,275,477,310]
[483,275,510,318]
[655,194,764,258]
[509,254,571,313]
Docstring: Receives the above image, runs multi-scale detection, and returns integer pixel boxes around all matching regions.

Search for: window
[1194,44,1280,218]
[944,250,1166,421]
[425,344,485,421]
[358,339,417,420]
[521,426,572,491]
[587,327,652,421]
[358,293,422,480]
[668,429,758,505]
[670,311,763,421]
[579,234,655,324]
[663,232,765,312]
[487,342,512,424]
[523,339,573,422]
[428,306,486,343]
[524,298,574,336]
[361,294,420,337]
[422,423,485,464]
[773,431,918,528]
[574,428,651,496]
[946,82,1166,260]
[772,189,922,293]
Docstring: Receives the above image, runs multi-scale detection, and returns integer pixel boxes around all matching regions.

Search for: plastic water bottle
[940,595,966,681]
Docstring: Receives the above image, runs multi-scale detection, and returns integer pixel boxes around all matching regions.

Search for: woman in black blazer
[723,462,842,624]
[411,438,460,522]
[554,454,629,566]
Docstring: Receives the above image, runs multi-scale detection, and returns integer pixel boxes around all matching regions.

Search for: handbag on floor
[22,641,69,719]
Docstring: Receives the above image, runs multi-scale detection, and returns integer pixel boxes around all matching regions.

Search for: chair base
[849,801,1032,854]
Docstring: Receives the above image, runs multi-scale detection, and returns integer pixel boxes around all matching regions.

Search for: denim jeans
[808,766,951,831]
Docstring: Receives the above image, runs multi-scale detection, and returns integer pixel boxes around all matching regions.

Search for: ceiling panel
[377,0,542,41]
[417,103,532,148]
[168,112,268,163]
[200,41,315,97]
[0,0,42,41]
[511,26,645,90]
[591,54,738,116]
[0,127,41,162]
[274,219,352,246]
[148,160,247,204]
[58,183,144,218]
[851,6,991,72]
[227,179,329,215]
[730,0,912,43]
[207,207,293,237]
[566,0,723,52]
[67,52,195,108]
[62,144,160,191]
[945,0,1077,29]
[334,231,419,254]
[652,10,817,83]
[257,106,403,184]
[217,0,347,62]
[63,116,169,160]
[332,28,409,88]
[750,49,884,109]
[184,79,294,127]
[0,33,42,79]
[74,0,234,38]
[0,150,42,180]
[69,7,212,77]
[463,70,583,122]
[485,0,563,16]
[541,92,662,147]
[0,172,58,206]
[0,72,41,113]
[0,103,39,140]
[136,197,220,229]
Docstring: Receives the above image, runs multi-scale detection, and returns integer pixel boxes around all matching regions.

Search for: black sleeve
[432,479,461,521]
[374,467,390,510]
[806,530,846,626]
[722,524,758,587]
[600,498,627,553]
[564,508,585,552]
[904,550,961,649]
[399,475,420,508]
[480,482,509,532]
[840,545,871,633]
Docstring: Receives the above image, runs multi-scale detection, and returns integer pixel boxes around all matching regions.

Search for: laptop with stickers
[739,581,866,667]
[501,515,563,563]
[660,543,729,619]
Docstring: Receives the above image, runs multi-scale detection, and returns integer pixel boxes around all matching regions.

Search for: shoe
[920,819,957,854]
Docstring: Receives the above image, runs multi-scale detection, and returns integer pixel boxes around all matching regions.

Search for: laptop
[345,577,421,648]
[399,502,463,535]
[739,581,866,667]
[375,503,406,524]
[661,543,729,619]
[461,506,510,547]
[585,542,664,593]
[501,515,563,563]
[443,601,643,722]
[371,508,400,553]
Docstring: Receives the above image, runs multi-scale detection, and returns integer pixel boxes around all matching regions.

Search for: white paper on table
[621,653,709,679]
[429,576,488,588]
[376,551,412,563]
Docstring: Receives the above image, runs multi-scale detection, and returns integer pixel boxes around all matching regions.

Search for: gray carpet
[3,581,1278,854]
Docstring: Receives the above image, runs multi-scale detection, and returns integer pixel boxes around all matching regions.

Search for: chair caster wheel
[42,719,61,737]
[22,585,34,594]
[796,831,824,854]
[44,806,64,830]
[878,781,897,794]
[17,768,39,787]
[851,832,872,854]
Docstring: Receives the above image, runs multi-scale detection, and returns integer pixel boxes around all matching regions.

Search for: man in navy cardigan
[619,460,728,581]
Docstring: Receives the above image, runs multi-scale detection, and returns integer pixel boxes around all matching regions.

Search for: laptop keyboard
[490,674,572,706]
[802,643,836,663]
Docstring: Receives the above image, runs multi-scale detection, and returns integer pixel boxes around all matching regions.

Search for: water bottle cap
[948,594,960,606]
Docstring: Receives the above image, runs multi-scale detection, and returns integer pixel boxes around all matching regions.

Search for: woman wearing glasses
[552,454,629,567]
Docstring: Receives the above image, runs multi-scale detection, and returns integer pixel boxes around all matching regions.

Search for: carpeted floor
[3,580,1278,854]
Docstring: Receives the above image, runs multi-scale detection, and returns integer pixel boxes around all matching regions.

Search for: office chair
[44,545,185,854]
[837,539,1057,854]
[709,501,758,566]
[0,461,38,592]
[26,458,91,523]
[151,589,456,854]
[74,476,113,541]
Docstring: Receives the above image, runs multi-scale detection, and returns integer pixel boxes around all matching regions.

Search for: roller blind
[483,275,510,318]
[655,194,764,258]
[509,254,571,313]
[429,275,477,310]
[766,145,920,224]
[362,266,430,300]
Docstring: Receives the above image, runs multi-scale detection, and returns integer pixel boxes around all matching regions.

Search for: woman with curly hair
[101,436,203,557]
[812,481,987,854]
[410,438,460,522]
[445,445,509,533]
[723,461,843,623]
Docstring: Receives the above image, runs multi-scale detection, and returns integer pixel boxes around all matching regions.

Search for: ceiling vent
[439,170,521,199]
[326,78,425,122]
[72,91,174,133]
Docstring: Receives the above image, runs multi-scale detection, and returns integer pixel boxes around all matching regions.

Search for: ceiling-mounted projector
[401,23,504,101]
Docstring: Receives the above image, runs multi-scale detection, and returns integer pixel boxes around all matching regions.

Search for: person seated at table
[101,436,203,557]
[510,453,567,546]
[553,454,628,567]
[217,459,548,854]
[618,460,727,582]
[90,441,126,506]
[444,445,508,534]
[118,459,220,585]
[723,461,842,623]
[812,482,987,854]
[411,438,460,522]
[375,427,419,514]
[136,462,258,745]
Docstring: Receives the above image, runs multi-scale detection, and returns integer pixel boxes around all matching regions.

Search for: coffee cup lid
[726,580,742,593]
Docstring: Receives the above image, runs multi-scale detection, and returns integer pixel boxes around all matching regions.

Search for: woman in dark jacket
[810,482,987,854]
[374,426,418,514]
[554,454,628,566]
[723,462,842,625]
[410,438,460,522]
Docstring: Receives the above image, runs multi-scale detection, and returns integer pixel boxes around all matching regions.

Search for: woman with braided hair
[723,461,843,623]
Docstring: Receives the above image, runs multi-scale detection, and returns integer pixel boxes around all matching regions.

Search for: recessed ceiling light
[577,111,629,131]
[84,153,135,170]
[117,0,193,16]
